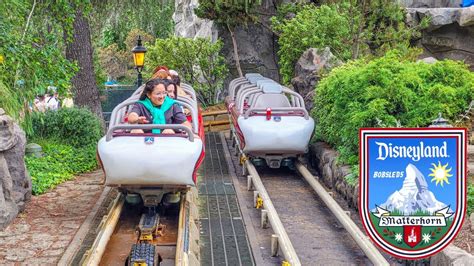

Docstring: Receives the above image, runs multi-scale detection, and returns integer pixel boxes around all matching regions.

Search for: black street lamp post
[131,36,147,88]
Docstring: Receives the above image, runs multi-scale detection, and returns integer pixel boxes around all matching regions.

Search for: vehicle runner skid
[80,188,200,266]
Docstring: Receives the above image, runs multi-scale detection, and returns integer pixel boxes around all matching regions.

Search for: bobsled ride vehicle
[97,82,205,206]
[226,73,314,168]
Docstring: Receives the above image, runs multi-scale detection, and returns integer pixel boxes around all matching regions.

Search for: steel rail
[244,159,302,266]
[295,162,389,266]
[81,193,125,266]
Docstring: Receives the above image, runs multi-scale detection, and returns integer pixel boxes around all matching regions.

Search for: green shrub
[30,108,103,147]
[145,37,228,106]
[272,2,425,84]
[274,4,352,84]
[313,51,474,166]
[469,184,474,216]
[25,141,98,195]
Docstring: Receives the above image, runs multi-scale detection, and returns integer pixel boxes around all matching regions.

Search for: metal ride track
[80,188,200,266]
[225,129,392,265]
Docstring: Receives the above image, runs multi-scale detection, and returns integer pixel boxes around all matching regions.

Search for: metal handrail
[235,84,258,108]
[109,98,199,133]
[106,124,194,142]
[244,107,309,119]
[181,83,197,101]
[229,77,248,100]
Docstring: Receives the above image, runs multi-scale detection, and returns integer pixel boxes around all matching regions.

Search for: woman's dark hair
[171,75,181,86]
[139,79,169,100]
[166,81,178,99]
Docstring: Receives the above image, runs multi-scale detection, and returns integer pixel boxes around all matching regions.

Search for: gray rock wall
[0,109,31,230]
[399,0,462,7]
[291,47,342,110]
[173,0,218,41]
[309,142,359,210]
[173,0,280,97]
[407,7,474,70]
[217,0,280,86]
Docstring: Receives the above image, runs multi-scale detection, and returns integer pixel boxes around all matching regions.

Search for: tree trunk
[352,0,367,60]
[227,24,243,77]
[65,9,103,119]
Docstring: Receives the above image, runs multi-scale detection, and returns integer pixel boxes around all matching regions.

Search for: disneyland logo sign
[375,141,448,162]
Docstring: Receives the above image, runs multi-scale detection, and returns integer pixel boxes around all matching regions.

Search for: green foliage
[27,107,101,195]
[313,51,474,166]
[270,2,307,35]
[26,141,97,195]
[469,183,474,216]
[29,108,103,147]
[90,0,174,50]
[146,37,228,106]
[272,1,426,84]
[195,0,261,28]
[272,4,352,84]
[0,1,78,133]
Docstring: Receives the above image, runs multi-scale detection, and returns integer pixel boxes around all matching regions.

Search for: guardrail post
[261,210,269,229]
[253,191,259,208]
[247,175,253,191]
[271,234,279,257]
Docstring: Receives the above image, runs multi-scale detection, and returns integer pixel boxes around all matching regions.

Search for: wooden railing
[202,110,229,131]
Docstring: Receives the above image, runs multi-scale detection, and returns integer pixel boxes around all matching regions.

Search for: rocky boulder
[173,0,218,41]
[406,7,474,70]
[399,0,461,8]
[291,47,342,111]
[217,0,280,90]
[0,108,31,230]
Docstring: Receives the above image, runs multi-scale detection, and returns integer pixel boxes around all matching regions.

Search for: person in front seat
[127,79,192,134]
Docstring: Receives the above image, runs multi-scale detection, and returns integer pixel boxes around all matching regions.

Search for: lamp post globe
[132,35,147,88]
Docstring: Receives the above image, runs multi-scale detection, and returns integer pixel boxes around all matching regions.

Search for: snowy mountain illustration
[377,164,449,214]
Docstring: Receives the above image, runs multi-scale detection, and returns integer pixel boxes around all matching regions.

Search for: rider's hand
[137,116,149,124]
[162,129,175,134]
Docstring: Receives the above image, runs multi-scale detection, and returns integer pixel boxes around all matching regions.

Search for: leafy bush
[26,141,97,195]
[30,108,103,147]
[145,37,228,106]
[468,184,474,216]
[273,4,351,84]
[313,51,474,166]
[0,1,77,133]
[272,2,425,84]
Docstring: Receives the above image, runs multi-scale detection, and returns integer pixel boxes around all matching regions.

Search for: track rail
[229,127,389,265]
[295,163,389,265]
[81,193,125,265]
[78,188,199,266]
[245,159,301,266]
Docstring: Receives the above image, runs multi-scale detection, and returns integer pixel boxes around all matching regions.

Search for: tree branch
[22,0,37,43]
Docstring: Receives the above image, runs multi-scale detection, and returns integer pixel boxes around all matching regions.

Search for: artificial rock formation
[291,47,342,111]
[399,0,461,8]
[173,0,280,84]
[0,108,31,230]
[406,6,474,70]
[173,0,218,41]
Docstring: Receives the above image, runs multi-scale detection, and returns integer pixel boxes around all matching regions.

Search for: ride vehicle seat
[252,83,290,108]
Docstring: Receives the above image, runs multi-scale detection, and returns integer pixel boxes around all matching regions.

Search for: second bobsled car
[226,73,314,168]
